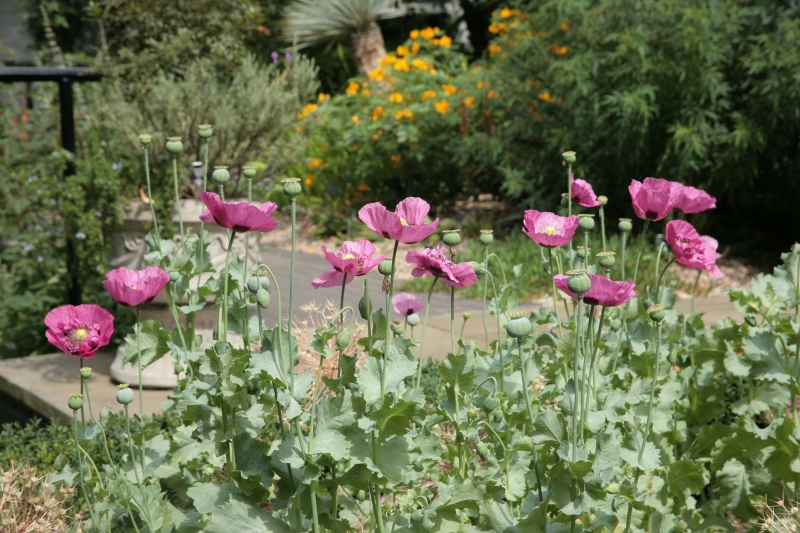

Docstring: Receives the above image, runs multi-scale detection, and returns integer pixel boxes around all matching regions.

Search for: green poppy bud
[358,294,372,320]
[336,329,351,352]
[542,259,551,274]
[606,483,620,494]
[479,229,493,245]
[576,246,589,259]
[282,177,302,198]
[169,271,180,282]
[246,276,260,294]
[648,304,666,323]
[609,319,622,332]
[618,218,633,233]
[745,315,757,327]
[242,166,257,179]
[378,260,395,276]
[442,229,461,246]
[566,269,591,294]
[407,313,420,326]
[165,136,183,155]
[68,394,84,411]
[256,288,271,309]
[596,251,615,269]
[562,151,576,164]
[391,323,403,336]
[116,384,134,405]
[79,367,92,379]
[411,511,424,526]
[506,312,532,339]
[138,133,152,146]
[476,441,490,461]
[462,311,471,320]
[578,214,595,231]
[198,124,213,139]
[212,166,230,185]
[483,395,499,411]
[491,409,504,423]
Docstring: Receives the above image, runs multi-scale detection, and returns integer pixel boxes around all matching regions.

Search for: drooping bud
[442,229,461,246]
[336,329,351,352]
[566,269,591,295]
[618,218,633,233]
[256,288,271,308]
[68,394,84,411]
[609,319,622,332]
[596,251,615,269]
[648,304,666,323]
[198,124,213,139]
[282,177,302,198]
[391,322,403,336]
[506,311,532,339]
[212,166,230,185]
[358,294,372,320]
[407,313,420,326]
[116,384,134,405]
[578,214,595,231]
[138,133,152,146]
[479,229,494,245]
[562,151,576,164]
[165,137,183,155]
[242,165,257,179]
[483,395,499,411]
[378,260,395,276]
[247,272,270,294]
[606,483,620,494]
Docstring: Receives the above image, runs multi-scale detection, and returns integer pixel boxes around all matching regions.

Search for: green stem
[382,240,400,394]
[369,481,387,533]
[172,156,185,243]
[487,253,508,286]
[567,164,574,269]
[143,146,158,237]
[124,404,154,530]
[79,359,86,428]
[517,337,544,500]
[259,264,285,380]
[308,356,324,448]
[310,481,321,533]
[631,220,650,289]
[450,287,456,354]
[243,178,252,350]
[73,411,100,528]
[583,231,590,269]
[582,306,606,434]
[221,402,231,471]
[599,205,607,252]
[621,231,628,280]
[136,306,143,417]
[459,315,468,343]
[691,269,701,313]
[655,257,676,304]
[571,296,584,462]
[482,245,489,351]
[82,378,117,475]
[549,248,564,339]
[415,276,440,390]
[288,198,297,395]
[221,231,236,341]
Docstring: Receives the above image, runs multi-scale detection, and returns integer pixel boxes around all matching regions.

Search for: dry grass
[0,463,75,533]
[760,499,800,533]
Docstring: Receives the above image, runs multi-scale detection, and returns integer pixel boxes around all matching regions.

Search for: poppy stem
[482,245,489,351]
[450,287,455,354]
[621,231,628,280]
[171,156,185,244]
[549,248,564,339]
[288,198,297,395]
[73,411,100,528]
[517,337,544,500]
[567,164,574,270]
[136,306,143,416]
[599,204,607,252]
[415,276,439,390]
[582,306,605,436]
[571,295,584,462]
[655,257,676,304]
[221,231,236,342]
[691,269,701,313]
[79,359,86,428]
[631,219,650,289]
[142,144,158,237]
[381,240,400,395]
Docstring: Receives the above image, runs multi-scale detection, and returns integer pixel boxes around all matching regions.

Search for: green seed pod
[198,124,213,138]
[407,313,420,326]
[576,246,588,259]
[479,229,494,245]
[578,214,595,231]
[562,151,576,164]
[596,251,616,269]
[246,276,261,294]
[282,177,302,198]
[336,329,351,352]
[79,367,92,379]
[68,394,83,411]
[378,260,395,276]
[606,483,620,494]
[476,441,490,461]
[165,136,183,155]
[169,271,180,282]
[642,297,654,310]
[491,409,504,423]
[212,166,230,185]
[256,288,271,309]
[391,323,403,336]
[618,218,633,233]
[442,229,461,246]
[598,195,608,206]
[648,303,666,323]
[116,384,134,405]
[745,315,757,327]
[506,311,532,339]
[138,133,152,146]
[358,294,373,320]
[566,269,591,294]
[609,319,622,332]
[542,259,551,274]
[483,395,499,411]
[462,311,471,320]
[242,165,257,179]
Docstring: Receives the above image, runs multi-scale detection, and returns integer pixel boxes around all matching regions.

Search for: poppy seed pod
[618,218,633,233]
[597,251,616,269]
[407,312,420,326]
[648,304,666,322]
[256,288,271,309]
[442,230,461,246]
[79,367,92,379]
[68,394,84,411]
[483,395,499,411]
[165,137,183,154]
[506,311,532,338]
[562,151,576,164]
[282,177,302,198]
[242,166,257,179]
[609,319,622,332]
[138,133,152,146]
[116,384,134,405]
[358,294,373,320]
[169,271,180,282]
[566,269,591,295]
[212,166,230,185]
[462,311,471,320]
[578,214,595,231]
[198,124,213,138]
[378,260,395,276]
[479,229,494,245]
[576,246,589,259]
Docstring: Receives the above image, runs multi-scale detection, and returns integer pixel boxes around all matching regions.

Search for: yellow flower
[368,67,385,82]
[394,110,404,120]
[305,174,314,186]
[382,55,398,65]
[476,81,486,89]
[352,116,360,123]
[389,93,403,104]
[487,89,496,99]
[411,43,421,53]
[438,35,452,48]
[500,7,512,18]
[397,45,409,56]
[410,29,420,40]
[403,108,414,118]
[318,93,329,102]
[412,58,429,71]
[373,133,380,140]
[464,96,475,108]
[560,21,569,32]
[442,84,457,95]
[298,103,318,119]
[421,27,435,40]
[394,58,409,72]
[422,90,437,101]
[390,155,402,163]
[489,23,500,34]
[538,92,554,103]
[488,43,502,55]
[345,81,360,95]
[434,100,450,114]
[308,157,323,169]
[361,88,371,97]
[372,105,384,121]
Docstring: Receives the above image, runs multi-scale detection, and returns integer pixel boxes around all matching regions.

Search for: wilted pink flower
[628,178,684,221]
[103,266,170,307]
[666,220,723,279]
[522,210,580,248]
[675,185,716,214]
[392,292,425,316]
[571,176,603,208]
[554,274,636,307]
[312,239,385,289]
[358,197,439,244]
[406,245,477,288]
[45,304,114,358]
[199,192,278,233]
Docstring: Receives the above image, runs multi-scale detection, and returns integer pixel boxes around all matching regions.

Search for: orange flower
[422,90,437,101]
[487,89,496,99]
[373,133,380,140]
[411,43,421,54]
[538,92,554,103]
[434,100,450,114]
[305,174,314,186]
[476,81,486,89]
[410,29,420,40]
[412,58,429,71]
[318,93,329,102]
[488,43,502,55]
[394,59,409,72]
[560,21,569,32]
[361,88,371,97]
[500,7,512,18]
[372,105,384,121]
[390,93,403,104]
[394,110,404,120]
[489,23,500,34]
[441,84,457,95]
[464,96,475,108]
[397,45,409,56]
[438,35,452,48]
[403,108,414,118]
[368,67,385,82]
[345,81,360,95]
[351,116,360,123]
[357,183,370,192]
[421,27,435,40]
[390,155,402,163]
[308,157,323,169]
[298,103,318,119]
[382,55,398,65]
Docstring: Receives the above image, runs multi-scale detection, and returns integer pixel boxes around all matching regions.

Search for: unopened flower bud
[68,394,84,411]
[483,395,499,411]
[116,384,134,405]
[242,166,257,179]
[598,195,608,206]
[618,218,633,233]
[578,214,595,231]
[79,367,92,379]
[506,312,532,338]
[247,272,270,294]
[462,311,471,320]
[442,230,461,246]
[336,329,351,352]
[358,294,372,320]
[198,124,213,139]
[165,137,183,155]
[256,288,271,309]
[648,304,666,323]
[282,177,302,198]
[479,229,494,245]
[138,133,152,146]
[606,483,620,494]
[597,251,615,269]
[378,260,395,276]
[562,151,576,164]
[169,270,180,282]
[407,313,420,326]
[212,166,230,185]
[609,319,622,332]
[576,246,589,259]
[566,269,591,294]
[391,323,403,336]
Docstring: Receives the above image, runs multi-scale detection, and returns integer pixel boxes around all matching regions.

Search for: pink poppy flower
[666,220,723,279]
[571,176,603,208]
[554,274,636,307]
[103,266,170,307]
[406,245,478,289]
[522,210,580,248]
[45,304,114,358]
[199,192,278,233]
[675,185,716,214]
[392,292,425,316]
[312,239,385,289]
[628,178,684,221]
[440,263,478,289]
[358,197,439,244]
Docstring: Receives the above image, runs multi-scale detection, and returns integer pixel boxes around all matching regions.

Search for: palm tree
[282,0,405,76]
